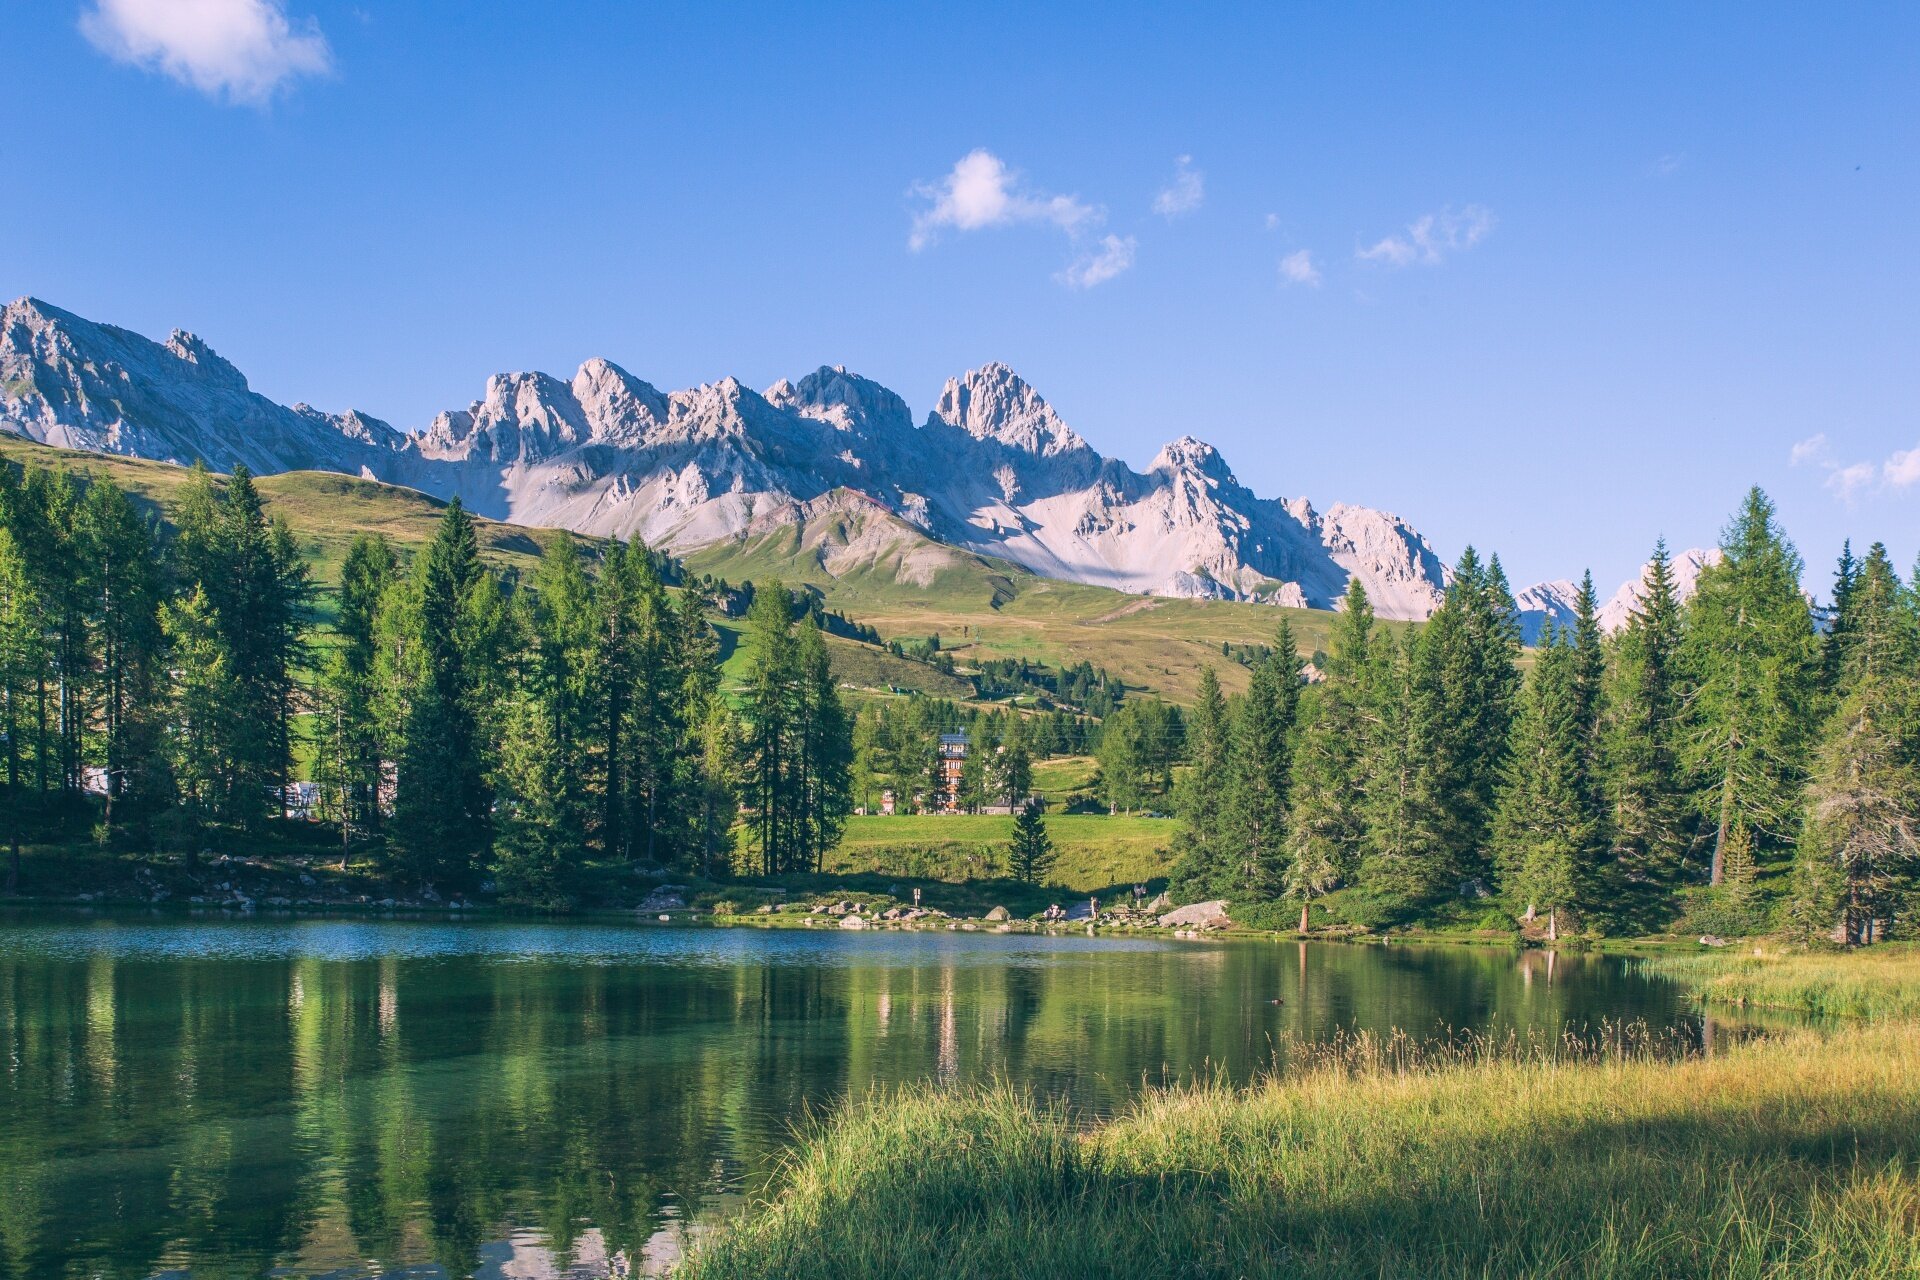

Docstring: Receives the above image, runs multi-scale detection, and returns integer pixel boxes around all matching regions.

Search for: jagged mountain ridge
[1513,548,1722,643]
[0,296,1460,618]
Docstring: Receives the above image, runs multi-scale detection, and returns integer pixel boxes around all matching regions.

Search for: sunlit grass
[678,1021,1920,1279]
[1644,945,1920,1020]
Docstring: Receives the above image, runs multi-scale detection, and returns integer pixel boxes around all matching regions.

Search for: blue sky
[3,2,1916,593]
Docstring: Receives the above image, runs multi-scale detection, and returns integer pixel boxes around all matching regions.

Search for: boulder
[1158,899,1232,930]
[984,905,1011,922]
[840,914,868,930]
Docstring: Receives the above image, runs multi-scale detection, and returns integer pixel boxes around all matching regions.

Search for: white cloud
[1056,235,1137,289]
[1884,445,1920,489]
[1649,153,1685,177]
[1152,155,1204,219]
[1791,432,1920,501]
[1357,204,1496,267]
[1278,249,1321,288]
[1828,462,1878,501]
[1789,433,1830,467]
[81,0,331,105]
[1264,212,1282,231]
[908,149,1098,252]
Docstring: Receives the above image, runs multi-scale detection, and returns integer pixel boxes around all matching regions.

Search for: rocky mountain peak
[928,362,1087,457]
[770,365,915,438]
[1150,435,1237,487]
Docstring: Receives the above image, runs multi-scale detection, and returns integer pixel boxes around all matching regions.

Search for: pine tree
[692,693,742,877]
[1797,543,1920,943]
[1599,540,1692,906]
[793,619,852,871]
[1227,634,1300,899]
[389,498,497,888]
[158,587,232,857]
[319,534,395,847]
[996,713,1033,810]
[0,529,47,891]
[1426,548,1523,879]
[79,477,163,818]
[1680,487,1818,888]
[1284,578,1376,930]
[1170,665,1232,897]
[1008,799,1056,885]
[492,684,585,908]
[743,582,800,874]
[1490,627,1599,939]
[1360,627,1453,911]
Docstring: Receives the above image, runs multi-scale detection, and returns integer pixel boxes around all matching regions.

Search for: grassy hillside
[0,436,1394,705]
[682,491,1408,702]
[0,436,556,587]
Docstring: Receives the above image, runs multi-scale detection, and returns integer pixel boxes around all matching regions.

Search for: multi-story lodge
[935,732,968,813]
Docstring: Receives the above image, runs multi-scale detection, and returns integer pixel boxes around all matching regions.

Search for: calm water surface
[0,913,1701,1279]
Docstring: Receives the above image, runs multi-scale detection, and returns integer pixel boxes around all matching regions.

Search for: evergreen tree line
[1173,488,1920,944]
[0,463,854,905]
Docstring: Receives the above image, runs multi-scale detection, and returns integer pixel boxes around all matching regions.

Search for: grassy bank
[678,1021,1920,1280]
[1643,946,1920,1020]
[826,812,1175,894]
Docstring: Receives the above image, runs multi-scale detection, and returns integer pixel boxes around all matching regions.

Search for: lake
[0,914,1703,1279]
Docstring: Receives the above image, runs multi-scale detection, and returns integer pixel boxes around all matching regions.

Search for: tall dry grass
[676,1020,1920,1279]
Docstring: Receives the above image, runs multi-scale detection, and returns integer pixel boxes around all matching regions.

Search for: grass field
[1644,946,1920,1020]
[0,436,560,596]
[828,812,1177,894]
[677,1015,1920,1280]
[681,492,1410,703]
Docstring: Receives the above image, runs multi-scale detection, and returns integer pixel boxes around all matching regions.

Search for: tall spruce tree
[1284,577,1376,930]
[79,477,163,816]
[1794,543,1920,943]
[1680,487,1818,888]
[743,582,800,875]
[320,534,396,845]
[389,498,497,888]
[1227,624,1301,898]
[1491,627,1599,939]
[1008,799,1056,885]
[1599,540,1692,903]
[1361,624,1454,911]
[793,619,852,871]
[0,528,47,890]
[1170,665,1232,897]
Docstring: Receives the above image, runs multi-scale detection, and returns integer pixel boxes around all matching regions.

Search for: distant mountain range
[0,296,1704,628]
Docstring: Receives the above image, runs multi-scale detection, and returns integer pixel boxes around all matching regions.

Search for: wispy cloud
[1884,445,1920,489]
[1791,432,1920,500]
[1152,155,1204,219]
[1264,212,1282,231]
[80,0,331,105]
[1278,249,1321,288]
[1648,153,1685,177]
[1056,235,1137,289]
[1357,204,1496,267]
[1789,433,1830,467]
[908,150,1098,252]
